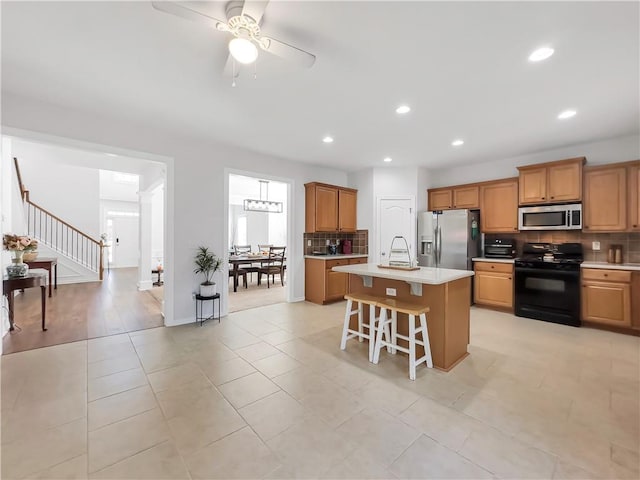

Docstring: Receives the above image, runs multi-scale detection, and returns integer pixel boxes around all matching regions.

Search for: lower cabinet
[473,262,513,309]
[305,256,368,305]
[582,268,632,327]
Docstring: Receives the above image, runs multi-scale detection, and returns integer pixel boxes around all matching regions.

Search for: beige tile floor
[1,303,639,479]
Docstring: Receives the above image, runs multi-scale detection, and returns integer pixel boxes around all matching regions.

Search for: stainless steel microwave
[518,203,582,230]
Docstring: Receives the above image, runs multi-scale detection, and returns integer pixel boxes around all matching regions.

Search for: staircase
[14,157,105,280]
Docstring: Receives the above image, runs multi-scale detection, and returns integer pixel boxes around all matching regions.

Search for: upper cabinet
[517,157,584,205]
[428,185,479,210]
[583,165,627,232]
[305,182,357,233]
[629,163,640,231]
[480,179,519,233]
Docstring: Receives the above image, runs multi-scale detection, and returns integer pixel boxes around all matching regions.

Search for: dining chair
[234,245,258,282]
[257,246,286,288]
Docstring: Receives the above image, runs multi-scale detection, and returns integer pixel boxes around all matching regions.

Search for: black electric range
[514,243,583,327]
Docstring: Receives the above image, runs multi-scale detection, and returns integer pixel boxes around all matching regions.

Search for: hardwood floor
[2,268,163,355]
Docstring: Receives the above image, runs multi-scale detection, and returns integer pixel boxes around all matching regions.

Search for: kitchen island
[332,263,474,371]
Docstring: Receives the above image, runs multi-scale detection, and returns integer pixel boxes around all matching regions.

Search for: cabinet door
[326,271,347,300]
[480,180,519,233]
[629,165,640,231]
[584,167,627,232]
[315,186,339,232]
[338,189,357,232]
[429,189,452,210]
[518,168,547,205]
[582,281,631,326]
[453,186,479,209]
[548,162,581,202]
[474,271,513,308]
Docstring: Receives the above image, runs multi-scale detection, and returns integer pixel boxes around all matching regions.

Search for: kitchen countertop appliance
[483,238,516,259]
[514,242,583,327]
[417,210,480,270]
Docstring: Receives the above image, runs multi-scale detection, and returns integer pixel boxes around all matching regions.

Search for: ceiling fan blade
[261,36,316,68]
[151,1,227,31]
[241,0,269,24]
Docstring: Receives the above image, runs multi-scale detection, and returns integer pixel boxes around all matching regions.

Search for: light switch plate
[592,241,601,251]
[386,288,397,296]
[326,239,330,245]
[307,240,311,247]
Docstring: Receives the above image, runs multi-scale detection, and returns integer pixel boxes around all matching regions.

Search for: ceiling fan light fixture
[229,37,258,64]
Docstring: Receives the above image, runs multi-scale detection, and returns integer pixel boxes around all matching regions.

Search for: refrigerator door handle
[437,225,443,266]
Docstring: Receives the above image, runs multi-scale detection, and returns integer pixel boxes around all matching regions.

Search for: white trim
[2,127,175,326]
[375,195,416,266]
[224,168,295,317]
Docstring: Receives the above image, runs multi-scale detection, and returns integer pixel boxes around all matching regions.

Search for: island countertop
[332,263,474,285]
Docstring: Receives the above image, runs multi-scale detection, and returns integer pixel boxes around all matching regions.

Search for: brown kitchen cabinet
[582,268,632,327]
[517,157,584,205]
[305,256,368,304]
[628,163,640,231]
[473,262,513,309]
[583,165,627,232]
[428,185,479,210]
[480,179,519,233]
[305,182,357,233]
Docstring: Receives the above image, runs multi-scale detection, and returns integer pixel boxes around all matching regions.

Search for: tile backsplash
[303,230,368,256]
[486,231,640,263]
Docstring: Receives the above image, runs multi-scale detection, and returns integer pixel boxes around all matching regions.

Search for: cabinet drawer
[349,257,368,265]
[582,268,631,283]
[326,259,349,269]
[474,262,513,274]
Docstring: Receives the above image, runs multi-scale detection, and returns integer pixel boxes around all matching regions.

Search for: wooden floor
[2,268,163,355]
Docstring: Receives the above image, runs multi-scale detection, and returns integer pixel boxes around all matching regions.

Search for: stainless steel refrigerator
[417,210,480,270]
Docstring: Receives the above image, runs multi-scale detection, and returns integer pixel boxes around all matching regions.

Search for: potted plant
[194,246,221,296]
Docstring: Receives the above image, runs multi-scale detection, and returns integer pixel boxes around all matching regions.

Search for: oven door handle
[515,267,579,277]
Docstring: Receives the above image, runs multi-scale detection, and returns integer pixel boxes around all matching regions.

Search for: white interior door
[377,197,415,265]
[112,216,139,267]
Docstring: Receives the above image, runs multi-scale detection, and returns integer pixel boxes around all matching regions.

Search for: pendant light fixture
[243,180,283,213]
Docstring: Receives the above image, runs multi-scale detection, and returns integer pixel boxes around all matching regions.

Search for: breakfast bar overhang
[332,264,475,371]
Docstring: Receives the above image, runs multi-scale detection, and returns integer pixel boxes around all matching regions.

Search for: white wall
[429,134,640,187]
[15,147,100,238]
[2,94,348,323]
[99,170,139,202]
[151,185,164,267]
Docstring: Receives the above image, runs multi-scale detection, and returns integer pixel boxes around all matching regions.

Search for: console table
[3,272,48,331]
[24,257,58,297]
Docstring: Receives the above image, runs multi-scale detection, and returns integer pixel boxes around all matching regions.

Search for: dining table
[228,254,268,292]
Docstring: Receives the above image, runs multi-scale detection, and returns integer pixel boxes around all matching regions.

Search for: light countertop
[332,263,474,285]
[304,254,369,260]
[472,257,515,264]
[581,262,640,271]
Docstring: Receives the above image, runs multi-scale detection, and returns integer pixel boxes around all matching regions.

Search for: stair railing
[14,157,104,280]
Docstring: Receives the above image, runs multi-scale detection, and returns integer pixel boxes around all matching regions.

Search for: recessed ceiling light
[105,153,118,157]
[322,136,334,143]
[451,139,464,147]
[383,157,393,163]
[395,105,411,114]
[528,47,554,62]
[557,109,577,119]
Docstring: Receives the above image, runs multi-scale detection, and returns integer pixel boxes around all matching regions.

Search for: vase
[200,283,216,297]
[7,251,29,278]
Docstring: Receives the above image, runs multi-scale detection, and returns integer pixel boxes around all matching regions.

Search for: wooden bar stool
[372,299,433,380]
[340,293,390,362]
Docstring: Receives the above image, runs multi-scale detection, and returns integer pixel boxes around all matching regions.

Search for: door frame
[224,168,295,313]
[375,195,416,265]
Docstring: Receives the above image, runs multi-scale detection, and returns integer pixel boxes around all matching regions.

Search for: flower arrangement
[3,234,38,252]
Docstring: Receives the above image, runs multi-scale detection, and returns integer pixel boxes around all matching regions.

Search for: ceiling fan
[151,0,316,70]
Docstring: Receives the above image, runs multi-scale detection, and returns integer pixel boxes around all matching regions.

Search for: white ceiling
[2,1,638,171]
